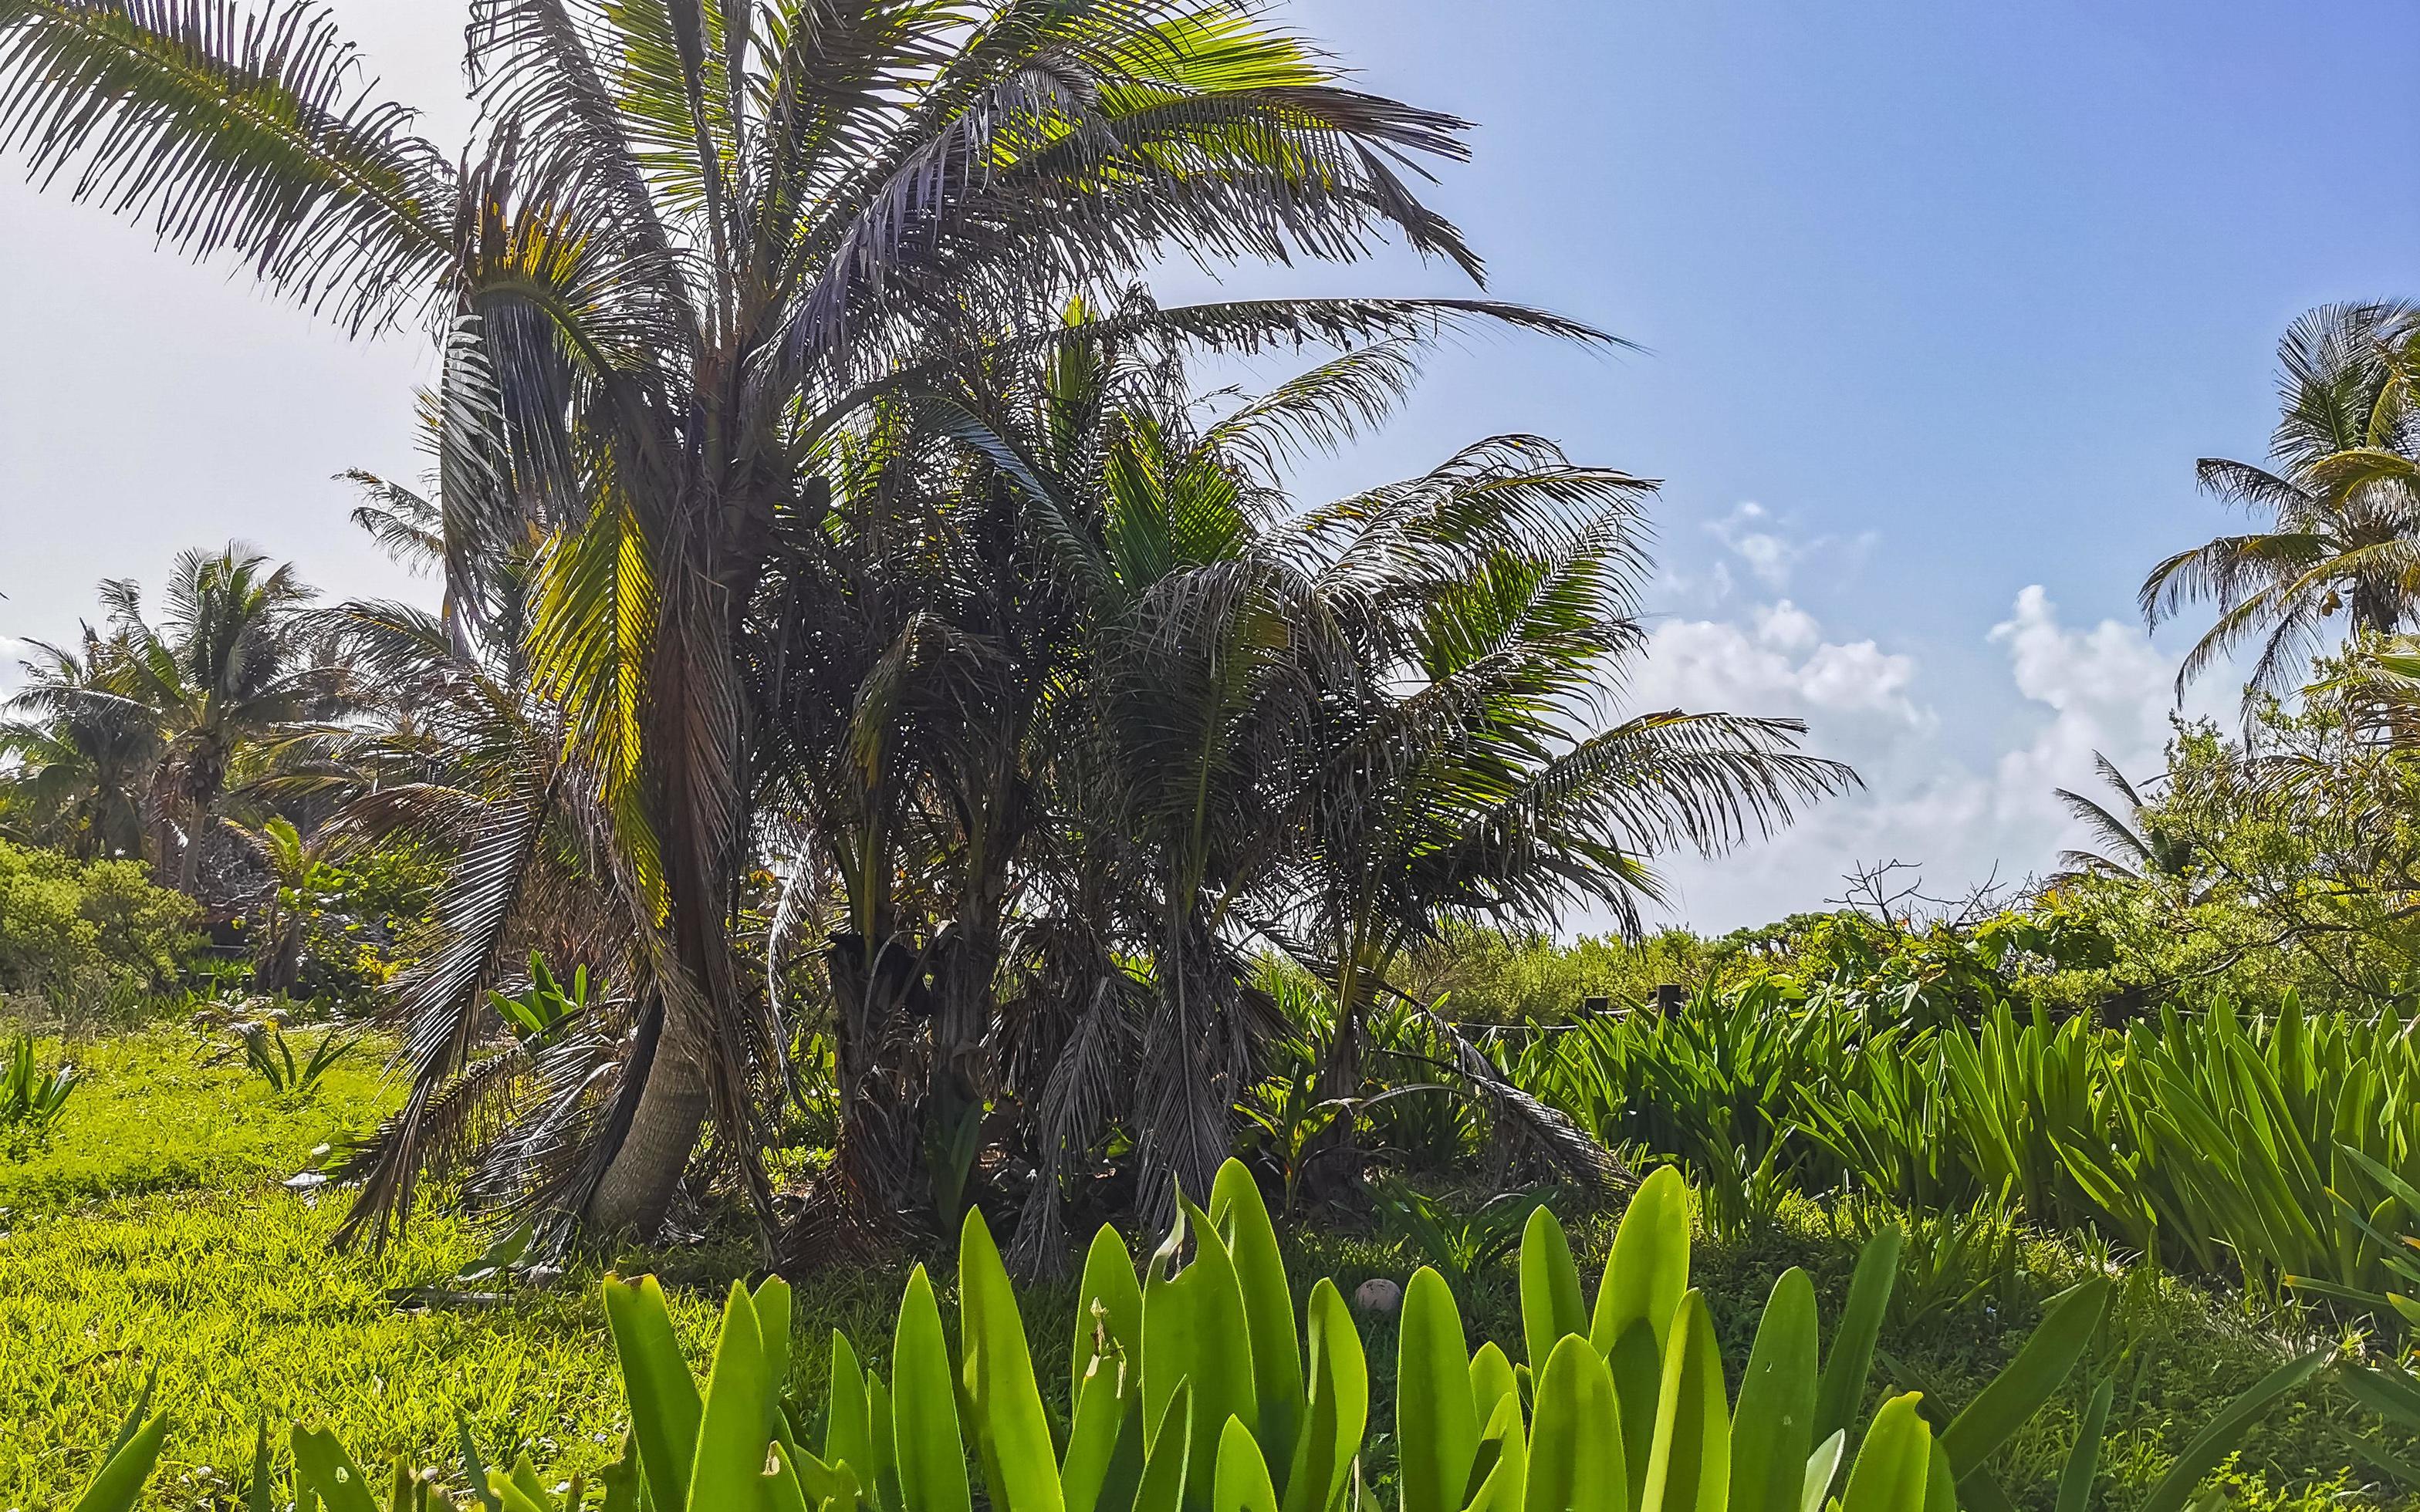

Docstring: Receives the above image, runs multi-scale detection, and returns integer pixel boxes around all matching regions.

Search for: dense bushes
[0,838,194,1001]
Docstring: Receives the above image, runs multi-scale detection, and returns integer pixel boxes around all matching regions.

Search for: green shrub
[0,839,195,999]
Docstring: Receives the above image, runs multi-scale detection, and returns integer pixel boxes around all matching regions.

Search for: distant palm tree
[2051,751,2191,883]
[0,629,161,859]
[2142,301,2420,701]
[0,0,1576,1238]
[103,548,349,892]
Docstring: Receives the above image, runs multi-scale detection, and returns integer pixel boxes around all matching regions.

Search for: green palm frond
[0,0,455,332]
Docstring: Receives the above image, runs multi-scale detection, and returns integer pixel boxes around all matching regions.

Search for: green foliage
[1502,981,2420,1324]
[0,1031,78,1154]
[235,1021,360,1097]
[0,837,196,998]
[60,1163,2351,1512]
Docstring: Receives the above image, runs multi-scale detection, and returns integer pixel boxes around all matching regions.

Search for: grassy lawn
[0,1026,2402,1510]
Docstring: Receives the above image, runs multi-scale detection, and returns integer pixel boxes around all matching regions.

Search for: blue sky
[4,1,2415,928]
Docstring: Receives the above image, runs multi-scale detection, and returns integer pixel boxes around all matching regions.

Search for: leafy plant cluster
[1461,986,2420,1328]
[52,1166,2325,1512]
[0,835,196,1007]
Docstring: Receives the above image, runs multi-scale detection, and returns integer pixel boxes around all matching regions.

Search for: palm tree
[103,548,349,893]
[1277,438,1854,1146]
[0,629,161,859]
[2,0,1583,1236]
[2050,752,2191,883]
[2142,301,2420,701]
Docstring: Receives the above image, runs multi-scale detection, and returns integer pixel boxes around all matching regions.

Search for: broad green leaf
[290,1428,380,1512]
[688,1283,774,1512]
[1594,1167,1691,1507]
[1520,1208,1588,1369]
[961,1205,1066,1512]
[1800,1433,1846,1512]
[1143,1197,1258,1498]
[1065,1351,1144,1512]
[1638,1291,1728,1512]
[604,1276,704,1512]
[599,1436,643,1512]
[755,1277,794,1435]
[826,1332,876,1490]
[1283,1279,1369,1512]
[1398,1267,1480,1512]
[869,1375,904,1512]
[1470,1344,1519,1431]
[2053,1379,2114,1512]
[1731,1269,1818,1512]
[1941,1278,2109,1479]
[1214,1416,1283,1512]
[1815,1229,1902,1450]
[255,1419,285,1512]
[764,1445,812,1512]
[2138,1351,2327,1512]
[69,1409,171,1512]
[1526,1335,1624,1512]
[1076,1225,1146,1396]
[1213,1159,1308,1477]
[1924,1441,1957,1512]
[894,1266,975,1512]
[1134,1384,1196,1512]
[1838,1395,1933,1512]
[1469,1392,1529,1512]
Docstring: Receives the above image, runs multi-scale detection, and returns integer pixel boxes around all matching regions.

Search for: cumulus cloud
[1614,586,2194,932]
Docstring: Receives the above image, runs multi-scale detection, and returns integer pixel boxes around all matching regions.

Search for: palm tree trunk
[586,1029,711,1236]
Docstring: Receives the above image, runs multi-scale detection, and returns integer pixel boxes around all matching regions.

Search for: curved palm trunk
[581,565,753,1239]
[586,1028,712,1234]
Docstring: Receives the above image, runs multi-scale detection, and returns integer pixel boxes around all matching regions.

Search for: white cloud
[1616,586,2195,932]
[1707,501,1803,588]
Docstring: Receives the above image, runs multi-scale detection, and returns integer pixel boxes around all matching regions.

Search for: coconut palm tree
[2050,751,2192,883]
[2142,301,2420,702]
[2,0,1594,1236]
[5,548,344,889]
[106,548,350,893]
[0,629,161,859]
[1278,438,1855,1147]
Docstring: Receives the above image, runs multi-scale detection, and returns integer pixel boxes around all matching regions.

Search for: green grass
[0,1026,2408,1511]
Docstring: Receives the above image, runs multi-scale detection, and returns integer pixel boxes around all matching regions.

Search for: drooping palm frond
[0,0,455,332]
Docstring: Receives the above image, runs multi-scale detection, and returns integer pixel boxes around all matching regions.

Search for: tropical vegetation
[5,2,2420,1508]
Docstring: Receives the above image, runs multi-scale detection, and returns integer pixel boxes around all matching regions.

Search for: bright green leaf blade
[895,1266,975,1512]
[1596,1167,1691,1507]
[1638,1291,1728,1512]
[688,1283,774,1512]
[826,1331,876,1488]
[1214,1416,1283,1512]
[1942,1278,2109,1479]
[69,1411,171,1512]
[1838,1395,1933,1512]
[1800,1433,1846,1512]
[1470,1344,1519,1433]
[1816,1229,1903,1450]
[1520,1208,1588,1369]
[1134,1384,1196,1512]
[1283,1278,1369,1512]
[1398,1267,1481,1512]
[1732,1269,1818,1512]
[1526,1335,1624,1512]
[604,1276,704,1512]
[289,1428,381,1512]
[960,1204,1066,1512]
[1076,1224,1146,1397]
[2053,1379,2114,1512]
[1213,1159,1308,1479]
